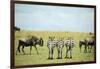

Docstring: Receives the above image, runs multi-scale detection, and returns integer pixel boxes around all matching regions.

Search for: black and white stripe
[56,39,64,59]
[47,37,57,59]
[65,37,74,59]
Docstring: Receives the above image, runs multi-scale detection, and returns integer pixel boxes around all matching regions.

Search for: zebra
[47,36,57,59]
[56,38,64,59]
[65,37,74,59]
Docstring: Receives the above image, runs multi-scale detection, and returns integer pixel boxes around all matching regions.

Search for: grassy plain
[14,31,95,66]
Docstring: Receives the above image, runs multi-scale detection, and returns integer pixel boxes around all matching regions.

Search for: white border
[0,0,100,69]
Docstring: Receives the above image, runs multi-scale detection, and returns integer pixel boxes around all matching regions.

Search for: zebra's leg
[60,49,62,59]
[22,46,25,55]
[65,47,69,58]
[48,49,50,59]
[65,47,67,58]
[30,46,32,55]
[48,48,51,59]
[65,50,67,58]
[59,48,62,59]
[52,48,54,59]
[58,49,60,59]
[34,46,39,54]
[70,48,72,59]
[67,50,69,58]
[51,48,53,59]
[57,47,59,59]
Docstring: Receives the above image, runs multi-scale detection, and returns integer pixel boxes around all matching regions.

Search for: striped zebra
[56,38,64,59]
[47,36,57,59]
[65,37,74,59]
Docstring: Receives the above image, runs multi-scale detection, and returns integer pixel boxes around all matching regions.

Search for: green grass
[14,31,95,66]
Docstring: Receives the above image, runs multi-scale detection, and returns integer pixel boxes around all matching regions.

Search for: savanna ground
[14,31,95,66]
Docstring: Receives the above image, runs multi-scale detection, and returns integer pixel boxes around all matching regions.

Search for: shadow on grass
[16,53,41,56]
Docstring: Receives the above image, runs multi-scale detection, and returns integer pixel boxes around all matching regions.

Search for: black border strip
[15,61,96,68]
[94,5,96,62]
[14,1,96,8]
[10,0,15,69]
[11,0,96,69]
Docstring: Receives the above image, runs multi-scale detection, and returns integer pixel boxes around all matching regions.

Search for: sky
[15,4,94,33]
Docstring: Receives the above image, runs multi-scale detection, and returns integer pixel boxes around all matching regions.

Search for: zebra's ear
[49,36,51,39]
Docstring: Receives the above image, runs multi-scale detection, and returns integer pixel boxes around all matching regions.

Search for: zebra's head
[49,36,55,41]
